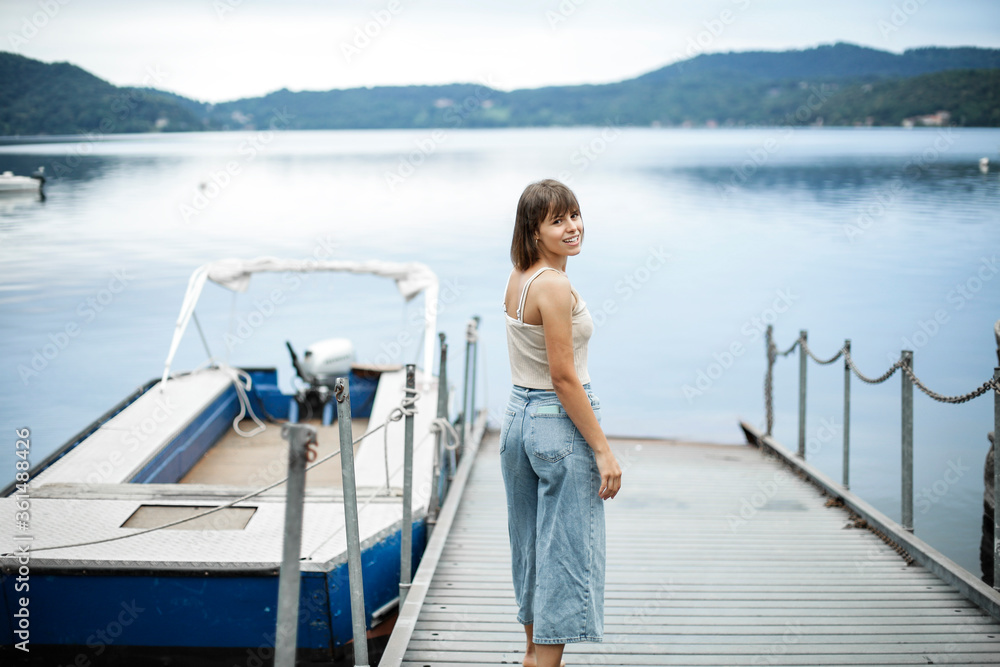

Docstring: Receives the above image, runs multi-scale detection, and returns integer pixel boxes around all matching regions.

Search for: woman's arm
[534,273,622,499]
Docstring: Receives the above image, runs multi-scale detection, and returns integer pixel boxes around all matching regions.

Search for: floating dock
[381,426,1000,666]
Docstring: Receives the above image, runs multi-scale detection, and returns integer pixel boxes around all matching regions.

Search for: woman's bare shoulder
[530,270,575,312]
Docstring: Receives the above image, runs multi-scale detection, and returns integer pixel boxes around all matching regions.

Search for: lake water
[1,127,998,577]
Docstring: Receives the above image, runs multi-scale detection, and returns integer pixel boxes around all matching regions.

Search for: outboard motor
[286,338,355,425]
[30,166,45,201]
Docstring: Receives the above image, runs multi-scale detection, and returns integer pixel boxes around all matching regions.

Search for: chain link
[801,338,845,365]
[843,348,902,385]
[764,325,1000,435]
[778,339,799,357]
[899,363,1000,404]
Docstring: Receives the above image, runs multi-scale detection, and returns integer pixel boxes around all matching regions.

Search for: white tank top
[503,267,593,390]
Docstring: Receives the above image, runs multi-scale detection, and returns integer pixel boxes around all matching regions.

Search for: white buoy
[980,157,990,174]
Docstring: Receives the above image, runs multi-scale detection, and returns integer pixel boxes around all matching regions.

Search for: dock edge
[740,420,1000,622]
[379,409,490,667]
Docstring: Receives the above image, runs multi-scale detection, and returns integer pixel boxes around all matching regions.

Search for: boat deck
[180,417,369,487]
[383,430,1000,666]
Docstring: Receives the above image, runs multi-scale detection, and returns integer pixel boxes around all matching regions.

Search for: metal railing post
[429,334,447,523]
[335,377,369,667]
[274,423,314,667]
[843,339,851,489]
[993,366,999,590]
[901,350,914,533]
[798,330,807,458]
[400,364,415,606]
[469,315,480,447]
[460,323,472,454]
[765,325,774,436]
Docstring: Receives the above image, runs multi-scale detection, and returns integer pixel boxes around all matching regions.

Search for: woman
[500,179,622,667]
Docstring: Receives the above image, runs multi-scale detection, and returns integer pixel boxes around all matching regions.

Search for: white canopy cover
[161,258,440,385]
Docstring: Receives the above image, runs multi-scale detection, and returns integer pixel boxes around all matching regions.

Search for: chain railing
[764,323,1000,591]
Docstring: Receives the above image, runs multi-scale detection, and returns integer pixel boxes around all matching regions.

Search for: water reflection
[0,128,998,577]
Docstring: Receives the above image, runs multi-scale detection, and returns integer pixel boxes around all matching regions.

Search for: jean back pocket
[499,408,516,453]
[528,409,575,462]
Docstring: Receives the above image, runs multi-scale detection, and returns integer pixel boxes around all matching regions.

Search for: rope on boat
[430,417,461,451]
[17,387,424,556]
[305,425,438,560]
[383,384,419,491]
[219,364,267,437]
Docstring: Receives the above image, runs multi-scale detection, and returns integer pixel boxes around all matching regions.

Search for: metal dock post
[901,349,914,532]
[400,364,416,607]
[842,339,851,489]
[994,366,1000,591]
[274,423,315,667]
[460,322,472,453]
[336,377,369,667]
[797,329,807,458]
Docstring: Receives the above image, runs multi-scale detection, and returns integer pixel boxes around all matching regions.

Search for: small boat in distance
[0,166,45,194]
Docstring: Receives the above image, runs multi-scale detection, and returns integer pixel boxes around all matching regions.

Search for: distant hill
[2,43,999,135]
[635,43,1000,83]
[0,52,208,135]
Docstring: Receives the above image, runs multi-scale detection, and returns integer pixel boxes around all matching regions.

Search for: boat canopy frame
[161,257,440,386]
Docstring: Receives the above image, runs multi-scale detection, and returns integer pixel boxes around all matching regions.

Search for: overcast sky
[3,0,999,103]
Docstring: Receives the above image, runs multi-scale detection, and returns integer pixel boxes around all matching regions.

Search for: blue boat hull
[1,367,427,657]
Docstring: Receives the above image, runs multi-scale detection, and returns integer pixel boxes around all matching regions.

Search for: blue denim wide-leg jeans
[499,383,605,644]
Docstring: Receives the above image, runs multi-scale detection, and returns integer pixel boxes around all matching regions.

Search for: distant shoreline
[5,124,1000,146]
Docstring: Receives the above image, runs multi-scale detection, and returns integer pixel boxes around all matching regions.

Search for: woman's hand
[594,448,622,500]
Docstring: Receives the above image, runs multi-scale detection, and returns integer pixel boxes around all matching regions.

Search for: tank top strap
[516,267,561,323]
[502,270,515,316]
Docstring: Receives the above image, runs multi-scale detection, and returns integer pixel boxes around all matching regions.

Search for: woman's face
[535,207,583,259]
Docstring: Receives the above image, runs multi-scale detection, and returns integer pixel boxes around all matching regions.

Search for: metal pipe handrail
[336,377,369,667]
[271,314,482,661]
[763,322,1000,589]
[274,423,316,667]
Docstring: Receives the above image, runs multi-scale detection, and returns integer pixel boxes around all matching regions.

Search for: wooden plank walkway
[395,431,1000,666]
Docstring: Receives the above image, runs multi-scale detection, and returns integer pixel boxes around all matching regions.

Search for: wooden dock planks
[397,432,1000,666]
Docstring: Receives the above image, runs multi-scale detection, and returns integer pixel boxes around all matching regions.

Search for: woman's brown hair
[510,179,581,271]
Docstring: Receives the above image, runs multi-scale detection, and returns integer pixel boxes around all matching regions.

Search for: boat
[0,167,45,194]
[0,258,484,664]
